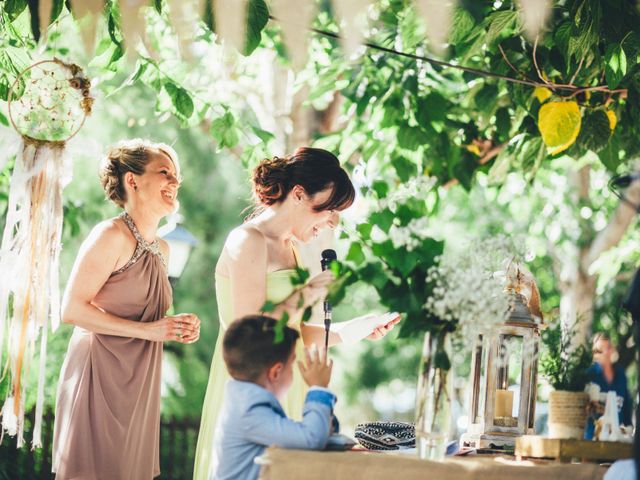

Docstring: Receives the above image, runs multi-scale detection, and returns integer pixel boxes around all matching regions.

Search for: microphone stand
[324,304,331,352]
[320,249,337,353]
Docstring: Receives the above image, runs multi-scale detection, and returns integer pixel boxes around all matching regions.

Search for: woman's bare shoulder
[80,218,134,259]
[217,224,268,273]
[225,223,268,250]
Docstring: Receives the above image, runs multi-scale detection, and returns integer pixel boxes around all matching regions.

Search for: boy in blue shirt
[209,315,337,480]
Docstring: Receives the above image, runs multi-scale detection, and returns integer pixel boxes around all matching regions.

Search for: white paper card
[332,312,398,344]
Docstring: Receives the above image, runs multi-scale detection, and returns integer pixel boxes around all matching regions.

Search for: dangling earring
[133,184,138,192]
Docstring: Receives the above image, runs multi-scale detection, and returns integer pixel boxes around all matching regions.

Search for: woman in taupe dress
[52,139,201,480]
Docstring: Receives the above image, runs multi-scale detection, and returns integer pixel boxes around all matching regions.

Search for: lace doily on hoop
[7,58,93,143]
[1,58,93,449]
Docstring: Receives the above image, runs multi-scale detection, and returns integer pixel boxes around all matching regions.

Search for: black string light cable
[268,14,625,96]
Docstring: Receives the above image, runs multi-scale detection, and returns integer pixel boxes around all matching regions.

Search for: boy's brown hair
[223,315,299,381]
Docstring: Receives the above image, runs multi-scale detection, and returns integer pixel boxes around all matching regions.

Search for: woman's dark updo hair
[99,139,179,208]
[252,147,355,212]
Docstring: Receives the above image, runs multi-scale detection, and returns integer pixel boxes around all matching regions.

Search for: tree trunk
[560,164,640,346]
[559,166,595,346]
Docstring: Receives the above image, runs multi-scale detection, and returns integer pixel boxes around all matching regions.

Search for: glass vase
[415,331,452,461]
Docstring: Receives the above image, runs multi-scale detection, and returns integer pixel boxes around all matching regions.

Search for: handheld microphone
[320,249,337,351]
[610,172,640,188]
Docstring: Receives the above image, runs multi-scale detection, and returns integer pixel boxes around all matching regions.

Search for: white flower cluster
[381,176,438,211]
[388,217,431,251]
[424,235,521,339]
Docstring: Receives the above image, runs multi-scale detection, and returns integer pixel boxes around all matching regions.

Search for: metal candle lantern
[460,287,542,450]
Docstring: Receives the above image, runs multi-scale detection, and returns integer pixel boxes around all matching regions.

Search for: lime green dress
[193,269,308,480]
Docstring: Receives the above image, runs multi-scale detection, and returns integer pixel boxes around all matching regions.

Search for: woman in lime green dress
[194,148,399,479]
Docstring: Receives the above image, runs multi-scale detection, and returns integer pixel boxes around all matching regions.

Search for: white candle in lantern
[495,389,514,417]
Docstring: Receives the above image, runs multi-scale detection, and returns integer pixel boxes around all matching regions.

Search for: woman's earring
[133,184,138,192]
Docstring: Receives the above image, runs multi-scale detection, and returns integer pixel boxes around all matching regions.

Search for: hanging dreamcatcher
[0,58,93,448]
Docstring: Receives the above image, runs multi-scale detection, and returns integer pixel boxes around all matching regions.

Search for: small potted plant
[539,321,592,439]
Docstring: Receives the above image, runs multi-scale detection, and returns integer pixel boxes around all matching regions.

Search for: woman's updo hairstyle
[252,147,355,212]
[99,138,179,208]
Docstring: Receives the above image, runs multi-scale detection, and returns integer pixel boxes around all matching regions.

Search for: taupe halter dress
[53,213,172,480]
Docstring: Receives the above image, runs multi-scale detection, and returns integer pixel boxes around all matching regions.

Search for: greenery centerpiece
[335,176,520,457]
[539,320,592,439]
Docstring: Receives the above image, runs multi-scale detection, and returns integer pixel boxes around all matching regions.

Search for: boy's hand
[298,344,332,388]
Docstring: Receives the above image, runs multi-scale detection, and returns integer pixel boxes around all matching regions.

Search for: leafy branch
[539,319,592,391]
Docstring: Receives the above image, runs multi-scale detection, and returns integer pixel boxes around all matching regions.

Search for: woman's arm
[300,323,342,347]
[62,221,197,342]
[225,227,333,326]
[226,226,272,323]
[300,314,401,348]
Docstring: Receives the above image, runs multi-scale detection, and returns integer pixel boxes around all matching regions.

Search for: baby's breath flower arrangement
[424,235,523,345]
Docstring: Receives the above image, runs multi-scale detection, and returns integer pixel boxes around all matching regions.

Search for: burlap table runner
[258,448,606,480]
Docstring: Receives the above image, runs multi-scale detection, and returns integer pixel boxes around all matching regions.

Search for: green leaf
[301,307,313,323]
[326,269,356,307]
[359,263,393,292]
[371,180,389,199]
[369,208,394,232]
[252,127,275,143]
[0,110,8,127]
[51,0,65,24]
[109,45,125,66]
[154,0,162,14]
[568,8,600,63]
[107,4,123,48]
[494,107,511,141]
[0,77,9,102]
[346,242,365,266]
[598,133,622,172]
[210,111,240,148]
[26,1,40,41]
[108,60,149,97]
[25,0,63,38]
[397,125,427,151]
[243,0,269,56]
[577,109,612,153]
[273,311,289,344]
[605,44,627,89]
[399,9,425,51]
[416,92,448,129]
[554,21,572,60]
[485,11,518,47]
[487,149,511,185]
[5,0,28,21]
[356,223,372,241]
[203,0,214,31]
[413,237,444,268]
[474,84,499,112]
[519,137,546,176]
[164,81,194,119]
[449,8,477,45]
[291,267,311,286]
[261,300,276,313]
[392,156,417,182]
[330,260,341,277]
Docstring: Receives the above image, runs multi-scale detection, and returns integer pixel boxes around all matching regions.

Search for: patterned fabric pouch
[354,422,415,450]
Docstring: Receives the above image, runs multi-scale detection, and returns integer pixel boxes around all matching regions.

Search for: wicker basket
[548,391,588,439]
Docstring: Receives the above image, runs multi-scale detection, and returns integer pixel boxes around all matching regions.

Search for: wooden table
[258,448,607,480]
[516,435,633,463]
